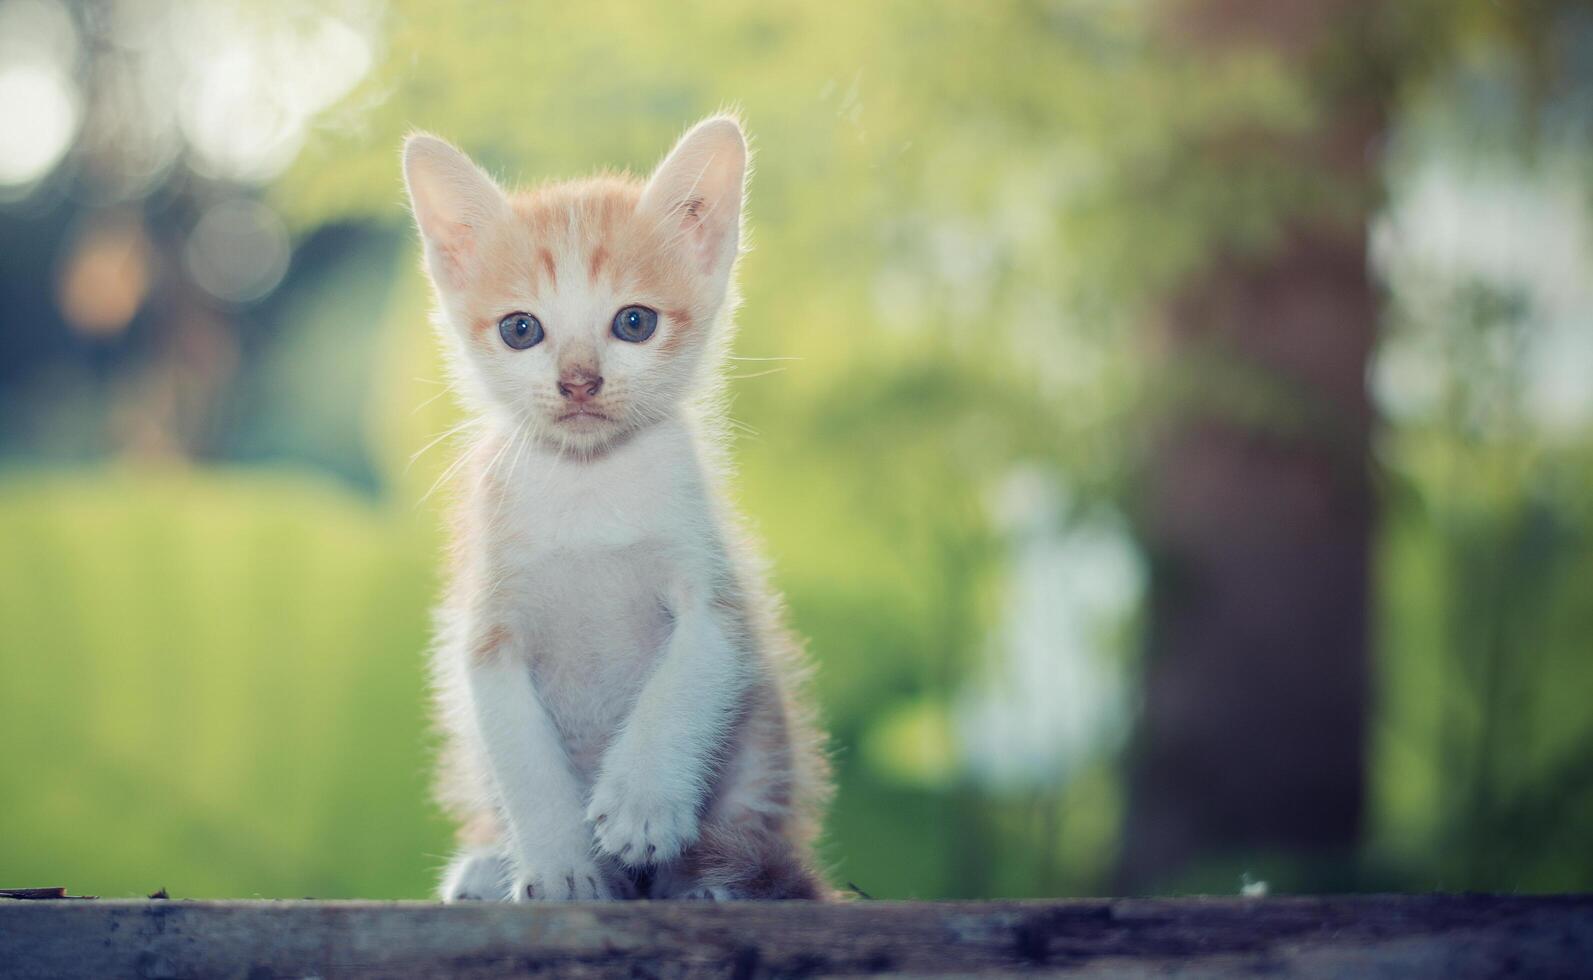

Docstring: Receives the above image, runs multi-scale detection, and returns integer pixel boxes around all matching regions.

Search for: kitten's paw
[649,867,734,901]
[440,847,511,903]
[587,772,700,867]
[511,859,611,902]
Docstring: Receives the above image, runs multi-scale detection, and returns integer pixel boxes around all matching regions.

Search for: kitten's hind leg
[659,823,826,901]
[649,863,732,901]
[440,845,512,902]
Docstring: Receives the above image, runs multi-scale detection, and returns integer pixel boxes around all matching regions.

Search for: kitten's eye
[498,312,544,350]
[611,305,658,344]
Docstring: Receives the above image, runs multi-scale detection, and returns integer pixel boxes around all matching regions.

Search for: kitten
[403,116,830,902]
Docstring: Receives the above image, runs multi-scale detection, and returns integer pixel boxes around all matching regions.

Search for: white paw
[511,858,611,902]
[441,847,512,902]
[586,768,700,867]
[681,885,734,901]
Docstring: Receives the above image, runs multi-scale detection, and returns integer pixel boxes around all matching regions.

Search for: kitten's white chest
[500,424,694,551]
[490,424,702,779]
[510,543,674,779]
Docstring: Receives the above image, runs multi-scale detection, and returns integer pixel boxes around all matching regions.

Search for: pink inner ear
[676,197,733,276]
[429,220,478,286]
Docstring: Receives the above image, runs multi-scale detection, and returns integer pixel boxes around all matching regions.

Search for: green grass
[0,469,447,898]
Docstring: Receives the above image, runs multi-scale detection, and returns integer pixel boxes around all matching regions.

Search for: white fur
[440,846,510,902]
[440,420,745,901]
[407,118,822,903]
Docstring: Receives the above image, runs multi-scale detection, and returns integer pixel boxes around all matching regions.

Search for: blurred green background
[1,0,1591,900]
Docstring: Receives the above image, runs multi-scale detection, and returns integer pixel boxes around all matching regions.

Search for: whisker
[724,415,761,439]
[411,383,458,415]
[408,418,477,470]
[724,367,788,381]
[418,447,475,507]
[489,415,535,524]
[467,425,518,521]
[480,419,520,485]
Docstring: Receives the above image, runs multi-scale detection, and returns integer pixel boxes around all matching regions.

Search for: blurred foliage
[1,0,1591,899]
[0,470,441,897]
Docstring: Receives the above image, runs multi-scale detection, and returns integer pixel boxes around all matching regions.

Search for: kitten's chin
[540,409,630,456]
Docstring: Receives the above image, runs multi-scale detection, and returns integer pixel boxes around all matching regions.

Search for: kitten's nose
[557,370,603,402]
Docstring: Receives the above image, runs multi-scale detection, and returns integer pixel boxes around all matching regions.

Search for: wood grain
[2,895,1589,978]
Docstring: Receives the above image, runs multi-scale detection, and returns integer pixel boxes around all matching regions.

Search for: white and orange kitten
[403,116,829,902]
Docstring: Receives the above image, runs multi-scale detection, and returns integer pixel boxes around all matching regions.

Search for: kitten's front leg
[588,584,747,867]
[466,627,609,901]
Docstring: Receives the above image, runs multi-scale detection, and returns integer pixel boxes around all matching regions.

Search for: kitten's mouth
[554,408,612,425]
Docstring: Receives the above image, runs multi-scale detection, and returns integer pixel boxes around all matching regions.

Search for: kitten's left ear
[639,115,748,286]
[403,133,512,290]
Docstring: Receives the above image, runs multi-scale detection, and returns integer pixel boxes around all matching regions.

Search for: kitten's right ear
[402,134,510,288]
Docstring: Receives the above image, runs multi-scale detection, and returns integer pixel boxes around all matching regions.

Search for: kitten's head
[403,116,747,456]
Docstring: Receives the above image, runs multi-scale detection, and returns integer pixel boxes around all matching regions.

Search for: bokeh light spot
[57,217,152,336]
[184,198,291,304]
[0,62,78,188]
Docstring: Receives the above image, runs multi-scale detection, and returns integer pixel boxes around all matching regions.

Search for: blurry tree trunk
[1119,0,1386,892]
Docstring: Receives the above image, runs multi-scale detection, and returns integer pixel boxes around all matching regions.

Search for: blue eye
[611,305,658,343]
[498,312,543,350]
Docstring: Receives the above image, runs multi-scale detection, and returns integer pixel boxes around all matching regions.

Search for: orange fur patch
[471,623,511,665]
[457,809,504,847]
[682,823,825,899]
[659,308,696,356]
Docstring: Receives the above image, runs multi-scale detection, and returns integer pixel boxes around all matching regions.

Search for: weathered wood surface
[2,895,1589,978]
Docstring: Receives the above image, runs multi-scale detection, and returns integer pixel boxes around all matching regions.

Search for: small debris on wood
[846,881,874,900]
[147,887,169,900]
[0,887,96,900]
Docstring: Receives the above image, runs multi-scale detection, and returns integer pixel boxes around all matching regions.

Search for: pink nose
[557,372,603,402]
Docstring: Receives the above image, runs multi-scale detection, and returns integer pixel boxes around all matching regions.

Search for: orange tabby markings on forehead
[455,177,710,358]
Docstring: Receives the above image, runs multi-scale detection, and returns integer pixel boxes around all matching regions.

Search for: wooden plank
[2,895,1590,978]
